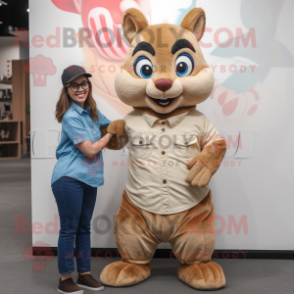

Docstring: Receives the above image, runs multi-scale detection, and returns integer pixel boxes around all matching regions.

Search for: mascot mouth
[149,96,177,107]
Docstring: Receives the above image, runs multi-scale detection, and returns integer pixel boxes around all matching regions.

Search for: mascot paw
[100,261,151,287]
[186,156,212,187]
[105,120,128,150]
[178,261,226,290]
[107,120,126,137]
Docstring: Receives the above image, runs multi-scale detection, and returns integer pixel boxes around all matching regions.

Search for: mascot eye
[175,53,194,77]
[134,57,153,79]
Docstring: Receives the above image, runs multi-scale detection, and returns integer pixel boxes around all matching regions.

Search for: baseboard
[32,247,294,259]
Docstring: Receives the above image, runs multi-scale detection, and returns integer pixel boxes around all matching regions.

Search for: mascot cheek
[115,70,148,106]
[182,68,215,103]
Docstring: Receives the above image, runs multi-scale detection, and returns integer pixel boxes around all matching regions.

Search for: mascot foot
[178,261,226,290]
[100,261,151,287]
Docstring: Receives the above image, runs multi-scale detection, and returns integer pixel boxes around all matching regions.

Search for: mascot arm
[101,120,128,150]
[186,138,226,187]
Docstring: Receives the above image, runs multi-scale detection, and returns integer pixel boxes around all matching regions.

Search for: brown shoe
[58,278,84,294]
[77,274,104,291]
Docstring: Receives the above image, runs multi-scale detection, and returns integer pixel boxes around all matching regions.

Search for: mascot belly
[101,7,227,290]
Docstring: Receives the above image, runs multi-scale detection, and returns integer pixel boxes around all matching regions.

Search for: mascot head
[115,7,214,114]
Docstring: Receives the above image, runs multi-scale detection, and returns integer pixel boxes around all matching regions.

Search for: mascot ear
[180,8,206,41]
[122,8,149,43]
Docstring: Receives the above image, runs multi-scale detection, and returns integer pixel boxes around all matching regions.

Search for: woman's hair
[55,79,98,123]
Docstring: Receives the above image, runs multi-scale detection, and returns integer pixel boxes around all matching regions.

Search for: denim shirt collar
[72,101,91,115]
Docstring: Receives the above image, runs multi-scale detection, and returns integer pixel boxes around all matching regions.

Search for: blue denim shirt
[51,101,111,187]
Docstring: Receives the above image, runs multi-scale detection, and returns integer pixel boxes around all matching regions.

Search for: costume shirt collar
[142,110,190,128]
[134,106,196,128]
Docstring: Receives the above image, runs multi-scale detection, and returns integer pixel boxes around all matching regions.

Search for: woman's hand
[76,133,114,158]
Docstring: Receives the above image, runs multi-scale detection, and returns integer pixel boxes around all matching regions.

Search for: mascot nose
[155,79,173,92]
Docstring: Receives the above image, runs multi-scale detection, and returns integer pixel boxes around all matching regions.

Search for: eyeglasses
[67,80,90,92]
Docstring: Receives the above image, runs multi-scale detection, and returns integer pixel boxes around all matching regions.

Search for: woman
[51,65,113,294]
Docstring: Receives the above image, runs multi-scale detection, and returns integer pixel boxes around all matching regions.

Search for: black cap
[62,65,92,86]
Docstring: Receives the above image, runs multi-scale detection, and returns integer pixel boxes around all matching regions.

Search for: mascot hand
[186,140,227,187]
[186,156,213,187]
[104,120,128,150]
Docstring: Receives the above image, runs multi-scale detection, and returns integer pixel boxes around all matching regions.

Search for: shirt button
[162,151,165,155]
[161,121,165,125]
[163,180,167,184]
[162,128,165,132]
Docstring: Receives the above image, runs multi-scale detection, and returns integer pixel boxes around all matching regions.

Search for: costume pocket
[173,134,199,158]
[129,132,154,160]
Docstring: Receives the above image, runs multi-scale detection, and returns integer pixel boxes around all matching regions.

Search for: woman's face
[66,75,90,107]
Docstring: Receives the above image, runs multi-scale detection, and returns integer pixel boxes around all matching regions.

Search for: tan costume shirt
[124,108,221,215]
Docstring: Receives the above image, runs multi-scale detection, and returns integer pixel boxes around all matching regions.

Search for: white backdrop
[30,0,294,250]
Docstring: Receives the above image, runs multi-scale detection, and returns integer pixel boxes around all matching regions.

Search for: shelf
[0,121,21,159]
[0,120,20,123]
[0,157,20,160]
[0,141,20,144]
[0,122,19,141]
[0,80,12,85]
[0,143,20,159]
[0,60,30,159]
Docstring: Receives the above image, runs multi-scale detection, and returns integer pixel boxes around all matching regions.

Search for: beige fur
[186,140,227,187]
[101,190,225,289]
[178,262,226,290]
[100,261,150,287]
[115,8,214,114]
[122,8,150,43]
[180,8,206,41]
[106,120,128,149]
[103,7,227,290]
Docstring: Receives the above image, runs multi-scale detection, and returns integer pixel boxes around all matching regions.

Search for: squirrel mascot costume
[100,7,227,290]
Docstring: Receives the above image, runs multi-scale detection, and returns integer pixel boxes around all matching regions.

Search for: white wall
[30,0,294,251]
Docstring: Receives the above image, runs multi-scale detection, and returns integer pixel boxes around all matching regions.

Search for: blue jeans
[52,177,97,275]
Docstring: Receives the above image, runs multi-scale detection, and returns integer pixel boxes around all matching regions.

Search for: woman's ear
[122,8,149,43]
[180,8,206,41]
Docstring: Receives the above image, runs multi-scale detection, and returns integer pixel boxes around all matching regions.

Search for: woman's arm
[76,133,114,158]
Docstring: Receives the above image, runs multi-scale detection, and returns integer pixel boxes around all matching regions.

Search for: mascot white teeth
[101,7,227,290]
